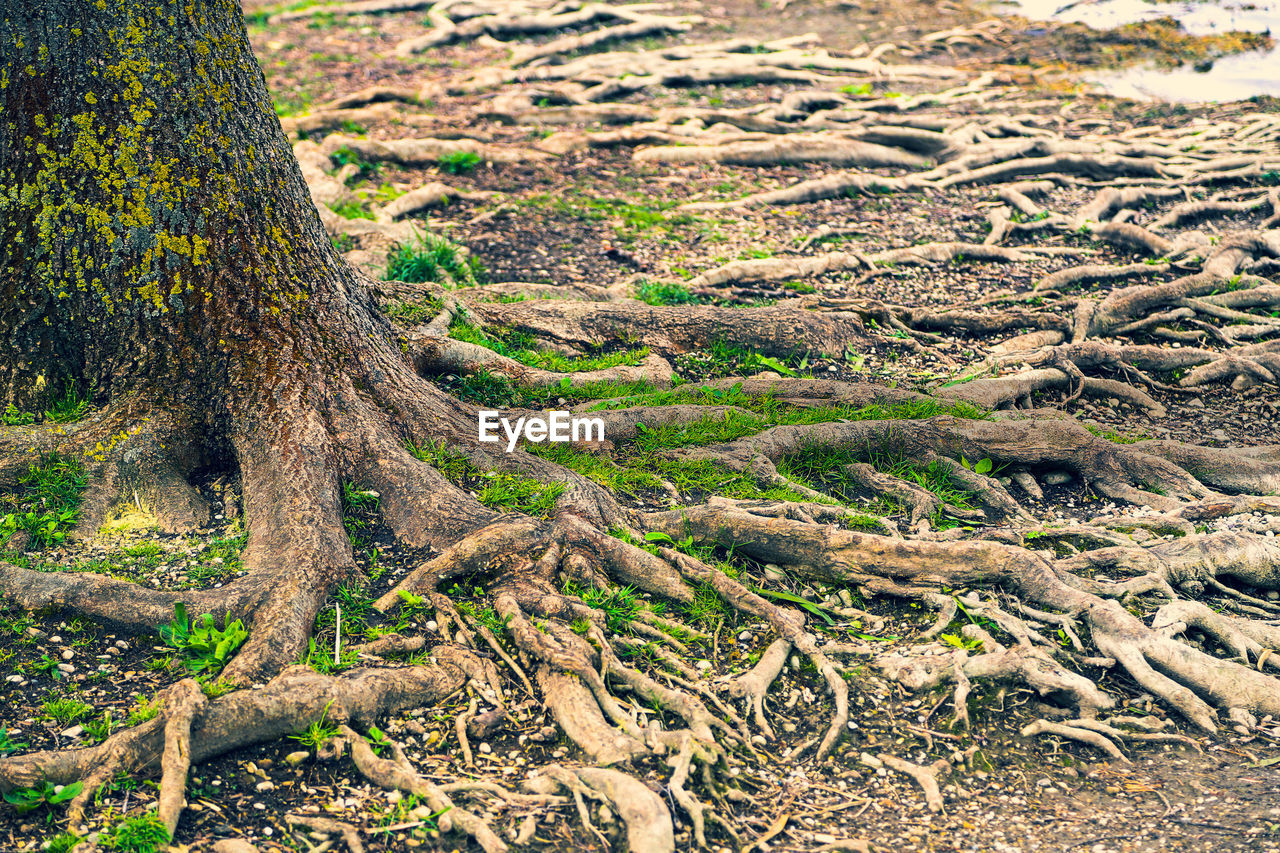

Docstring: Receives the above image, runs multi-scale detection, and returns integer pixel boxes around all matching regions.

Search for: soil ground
[3,0,1280,851]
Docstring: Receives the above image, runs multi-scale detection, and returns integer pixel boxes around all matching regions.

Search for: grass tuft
[385,232,482,286]
[438,150,483,174]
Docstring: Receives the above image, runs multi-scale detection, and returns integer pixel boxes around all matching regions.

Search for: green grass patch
[525,443,665,500]
[476,473,564,517]
[438,150,483,174]
[442,371,660,410]
[0,453,88,550]
[523,192,699,243]
[41,697,93,725]
[100,811,170,852]
[780,445,979,526]
[448,318,648,373]
[383,297,443,326]
[341,482,381,555]
[635,279,704,306]
[330,145,381,183]
[407,440,564,517]
[1085,424,1149,444]
[385,231,482,286]
[330,200,375,220]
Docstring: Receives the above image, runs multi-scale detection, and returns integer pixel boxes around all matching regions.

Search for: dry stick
[157,679,207,839]
[334,602,341,668]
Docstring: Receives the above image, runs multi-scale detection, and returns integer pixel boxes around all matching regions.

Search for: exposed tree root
[15,12,1280,853]
[880,754,950,813]
[0,654,474,794]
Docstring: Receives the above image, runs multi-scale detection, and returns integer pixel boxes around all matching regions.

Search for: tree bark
[0,0,483,680]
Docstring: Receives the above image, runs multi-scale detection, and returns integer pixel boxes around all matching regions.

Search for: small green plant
[100,811,170,852]
[635,279,701,306]
[44,832,83,853]
[365,724,394,756]
[302,634,358,674]
[156,603,249,677]
[42,697,93,725]
[384,231,481,286]
[2,403,34,425]
[126,697,163,727]
[31,654,66,679]
[329,145,381,182]
[0,728,28,755]
[200,678,235,699]
[44,388,91,424]
[684,582,728,626]
[3,780,83,815]
[291,701,340,750]
[82,711,117,744]
[438,149,483,174]
[562,579,642,632]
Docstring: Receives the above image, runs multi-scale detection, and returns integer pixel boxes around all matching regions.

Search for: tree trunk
[1,0,365,412]
[0,0,484,680]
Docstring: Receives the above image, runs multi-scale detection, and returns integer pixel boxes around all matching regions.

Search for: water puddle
[984,0,1280,101]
